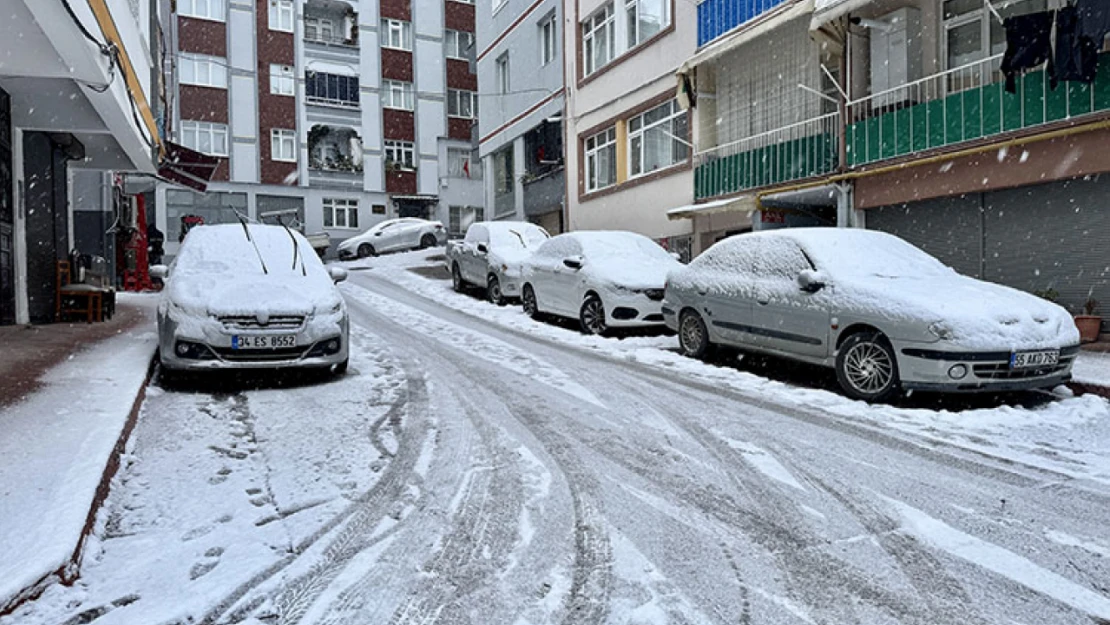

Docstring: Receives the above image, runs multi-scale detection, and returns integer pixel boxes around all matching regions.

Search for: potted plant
[1075,296,1102,343]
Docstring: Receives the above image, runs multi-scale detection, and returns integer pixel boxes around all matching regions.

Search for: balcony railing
[847,52,1110,167]
[304,33,359,48]
[696,0,789,47]
[694,112,838,200]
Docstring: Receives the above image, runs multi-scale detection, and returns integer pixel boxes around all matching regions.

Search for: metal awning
[809,0,871,31]
[157,141,220,192]
[390,194,439,202]
[678,0,815,75]
[667,195,759,220]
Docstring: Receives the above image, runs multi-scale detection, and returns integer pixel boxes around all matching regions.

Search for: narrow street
[6,269,1109,625]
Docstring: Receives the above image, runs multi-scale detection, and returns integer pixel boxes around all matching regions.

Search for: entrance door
[0,86,13,325]
[23,132,70,324]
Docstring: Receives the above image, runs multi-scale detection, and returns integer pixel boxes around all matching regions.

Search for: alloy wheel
[679,312,708,357]
[522,285,538,318]
[487,276,503,305]
[842,340,895,395]
[580,296,606,335]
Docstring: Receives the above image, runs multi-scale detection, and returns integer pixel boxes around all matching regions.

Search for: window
[179,121,228,156]
[584,127,616,192]
[323,198,359,229]
[626,0,668,48]
[382,19,413,50]
[305,17,335,42]
[495,53,510,94]
[178,0,225,20]
[384,140,415,169]
[942,0,1044,84]
[382,80,414,110]
[269,0,294,32]
[493,147,513,195]
[179,54,227,88]
[270,64,295,95]
[627,99,688,177]
[448,206,484,236]
[448,148,479,178]
[540,15,557,66]
[445,30,474,60]
[582,4,615,76]
[305,72,360,107]
[447,89,477,118]
[271,129,296,162]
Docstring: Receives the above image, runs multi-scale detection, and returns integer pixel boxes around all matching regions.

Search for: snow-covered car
[336,218,447,259]
[151,223,350,376]
[664,228,1080,401]
[521,231,682,335]
[446,221,550,305]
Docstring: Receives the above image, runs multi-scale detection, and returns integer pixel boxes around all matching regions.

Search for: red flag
[462,159,470,178]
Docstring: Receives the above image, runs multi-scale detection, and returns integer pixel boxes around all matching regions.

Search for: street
[6,260,1110,625]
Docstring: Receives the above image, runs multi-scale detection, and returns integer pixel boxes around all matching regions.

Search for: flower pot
[1074,315,1102,343]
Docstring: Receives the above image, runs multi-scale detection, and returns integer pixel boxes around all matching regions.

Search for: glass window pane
[947,20,983,68]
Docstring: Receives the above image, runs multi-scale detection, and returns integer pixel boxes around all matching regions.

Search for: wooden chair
[56,260,104,323]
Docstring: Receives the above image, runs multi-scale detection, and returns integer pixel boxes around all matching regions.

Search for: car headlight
[928,322,954,341]
[316,300,344,315]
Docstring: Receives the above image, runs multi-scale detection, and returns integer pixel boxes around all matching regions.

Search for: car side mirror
[477,243,488,254]
[562,256,583,270]
[373,232,382,236]
[329,267,349,283]
[797,269,827,293]
[150,264,169,280]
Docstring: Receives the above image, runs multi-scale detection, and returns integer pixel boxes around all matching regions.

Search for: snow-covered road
[7,262,1110,625]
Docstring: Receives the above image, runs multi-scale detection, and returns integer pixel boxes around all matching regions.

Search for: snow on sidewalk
[1072,351,1110,388]
[0,295,158,611]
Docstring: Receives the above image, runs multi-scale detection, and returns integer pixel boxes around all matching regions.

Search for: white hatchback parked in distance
[521,231,683,335]
[337,218,446,259]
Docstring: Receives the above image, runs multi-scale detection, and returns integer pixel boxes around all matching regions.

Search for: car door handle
[757,299,769,306]
[697,290,707,296]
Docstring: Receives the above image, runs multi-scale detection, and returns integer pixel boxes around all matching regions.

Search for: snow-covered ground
[346,249,1110,487]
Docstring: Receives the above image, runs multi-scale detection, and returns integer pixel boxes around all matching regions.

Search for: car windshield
[793,230,954,279]
[489,225,548,250]
[175,224,326,280]
[577,232,674,262]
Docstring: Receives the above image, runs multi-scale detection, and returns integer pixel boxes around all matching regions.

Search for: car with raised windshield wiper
[445,221,549,305]
[151,223,350,378]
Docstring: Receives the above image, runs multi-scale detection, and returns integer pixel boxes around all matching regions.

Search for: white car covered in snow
[336,218,447,259]
[152,223,350,376]
[664,228,1080,401]
[446,221,549,305]
[521,231,682,335]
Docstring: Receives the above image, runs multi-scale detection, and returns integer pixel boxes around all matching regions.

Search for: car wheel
[357,243,375,259]
[522,284,541,319]
[333,358,349,376]
[678,310,713,359]
[836,332,900,403]
[452,263,466,293]
[579,295,607,335]
[487,275,506,306]
[420,234,437,249]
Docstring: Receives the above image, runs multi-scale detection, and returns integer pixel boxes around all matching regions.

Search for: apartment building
[476,0,565,235]
[563,0,698,258]
[1,0,162,324]
[157,0,482,257]
[674,0,1109,314]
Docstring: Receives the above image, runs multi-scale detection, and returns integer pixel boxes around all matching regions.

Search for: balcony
[847,52,1110,167]
[694,112,838,200]
[308,125,362,187]
[522,168,564,218]
[697,0,789,47]
[304,0,358,49]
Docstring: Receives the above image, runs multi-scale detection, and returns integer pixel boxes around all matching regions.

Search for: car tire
[835,332,901,403]
[487,275,506,306]
[357,243,375,259]
[452,263,466,293]
[579,294,607,336]
[333,358,349,376]
[522,284,542,320]
[678,310,713,359]
[420,234,437,249]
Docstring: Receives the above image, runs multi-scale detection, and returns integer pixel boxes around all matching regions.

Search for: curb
[0,353,157,617]
[1067,381,1110,400]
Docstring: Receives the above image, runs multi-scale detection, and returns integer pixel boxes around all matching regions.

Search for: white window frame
[448,148,478,178]
[445,30,474,60]
[178,0,225,21]
[381,19,413,51]
[493,0,507,14]
[540,15,557,66]
[447,89,477,119]
[305,17,336,43]
[269,0,294,32]
[323,198,359,229]
[384,140,416,169]
[179,53,228,89]
[382,79,414,110]
[495,53,510,94]
[582,4,615,77]
[584,127,616,192]
[269,64,295,96]
[625,0,670,48]
[627,99,688,178]
[271,129,297,162]
[180,120,229,157]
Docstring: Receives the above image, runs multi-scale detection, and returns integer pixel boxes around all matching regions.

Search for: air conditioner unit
[869,7,922,111]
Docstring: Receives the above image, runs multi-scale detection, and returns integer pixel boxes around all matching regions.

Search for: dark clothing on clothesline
[1055,6,1100,84]
[1077,0,1110,46]
[1001,11,1055,93]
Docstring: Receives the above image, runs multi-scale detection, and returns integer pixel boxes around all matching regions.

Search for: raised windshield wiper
[508,229,525,247]
[259,209,307,276]
[234,210,268,275]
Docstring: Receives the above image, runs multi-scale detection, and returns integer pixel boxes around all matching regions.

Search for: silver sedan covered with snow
[664,228,1080,401]
[153,224,350,375]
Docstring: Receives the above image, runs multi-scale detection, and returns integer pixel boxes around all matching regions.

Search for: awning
[667,195,759,220]
[678,0,815,75]
[157,141,220,193]
[390,194,439,202]
[809,0,871,31]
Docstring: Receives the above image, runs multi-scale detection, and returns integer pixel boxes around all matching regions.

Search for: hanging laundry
[1055,6,1099,85]
[1077,0,1110,47]
[1001,11,1055,93]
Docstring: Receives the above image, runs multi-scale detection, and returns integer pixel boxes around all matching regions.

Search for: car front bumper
[896,343,1080,392]
[159,314,349,371]
[602,291,667,328]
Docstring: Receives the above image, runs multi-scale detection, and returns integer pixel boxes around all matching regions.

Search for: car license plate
[1010,349,1059,369]
[232,335,297,350]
